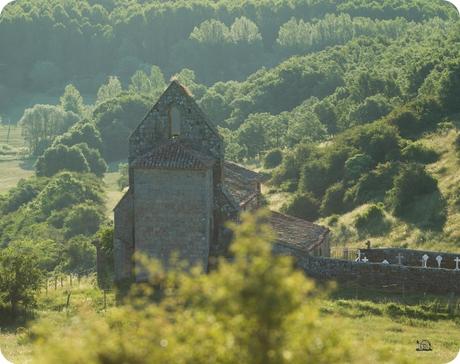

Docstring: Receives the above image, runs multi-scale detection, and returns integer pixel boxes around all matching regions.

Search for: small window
[169,106,181,137]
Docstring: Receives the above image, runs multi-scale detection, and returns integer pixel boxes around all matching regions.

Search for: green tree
[190,19,231,44]
[54,123,104,153]
[129,70,153,95]
[437,60,460,112]
[230,17,262,44]
[19,105,80,155]
[96,76,123,104]
[149,65,166,92]
[35,144,90,177]
[0,247,44,314]
[63,203,105,238]
[63,236,97,277]
[60,84,85,115]
[281,193,320,221]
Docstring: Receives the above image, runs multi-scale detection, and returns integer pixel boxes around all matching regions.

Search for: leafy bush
[281,193,320,221]
[320,183,347,216]
[34,172,103,216]
[387,164,438,217]
[0,177,48,214]
[263,149,283,169]
[344,153,374,180]
[346,162,400,206]
[387,97,442,139]
[63,236,97,276]
[73,143,108,177]
[387,164,446,229]
[36,143,107,177]
[53,122,103,152]
[95,225,114,290]
[436,60,460,112]
[271,143,314,187]
[63,203,105,238]
[354,204,390,236]
[36,144,89,177]
[401,142,439,164]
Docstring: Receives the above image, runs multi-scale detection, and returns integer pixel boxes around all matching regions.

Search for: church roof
[223,161,262,207]
[132,140,215,170]
[269,211,329,253]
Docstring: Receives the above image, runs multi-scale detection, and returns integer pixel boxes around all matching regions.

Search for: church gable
[129,80,223,164]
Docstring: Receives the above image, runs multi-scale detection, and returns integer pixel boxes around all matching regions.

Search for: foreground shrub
[29,211,399,363]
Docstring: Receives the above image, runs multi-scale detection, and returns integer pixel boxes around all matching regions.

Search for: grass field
[104,162,124,219]
[0,284,458,363]
[0,160,34,194]
[0,124,24,149]
[0,276,114,363]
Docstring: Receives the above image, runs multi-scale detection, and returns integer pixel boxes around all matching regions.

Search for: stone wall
[129,81,223,166]
[277,244,460,294]
[113,191,134,282]
[133,168,213,280]
[361,248,460,269]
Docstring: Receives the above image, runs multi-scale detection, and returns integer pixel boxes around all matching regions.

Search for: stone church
[112,80,330,283]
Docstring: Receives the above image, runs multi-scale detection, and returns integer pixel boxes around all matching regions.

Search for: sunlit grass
[103,162,124,219]
[0,160,34,194]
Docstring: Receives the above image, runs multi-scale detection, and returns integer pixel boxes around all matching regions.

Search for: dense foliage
[1,0,457,114]
[0,172,105,277]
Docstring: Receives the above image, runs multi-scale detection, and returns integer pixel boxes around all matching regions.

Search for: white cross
[362,257,369,263]
[455,257,460,271]
[396,253,404,265]
[421,254,429,268]
[436,255,443,269]
[355,250,362,262]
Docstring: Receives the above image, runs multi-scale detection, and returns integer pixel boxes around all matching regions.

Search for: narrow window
[169,106,181,137]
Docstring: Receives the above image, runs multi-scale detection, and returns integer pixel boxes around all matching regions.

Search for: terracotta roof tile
[269,211,329,252]
[132,140,215,170]
[223,162,261,207]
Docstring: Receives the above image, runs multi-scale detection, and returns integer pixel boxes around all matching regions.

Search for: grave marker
[455,257,460,271]
[421,254,429,268]
[436,255,443,269]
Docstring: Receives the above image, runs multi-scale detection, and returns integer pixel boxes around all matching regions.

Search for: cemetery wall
[299,255,460,294]
[361,248,460,269]
[276,244,460,294]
